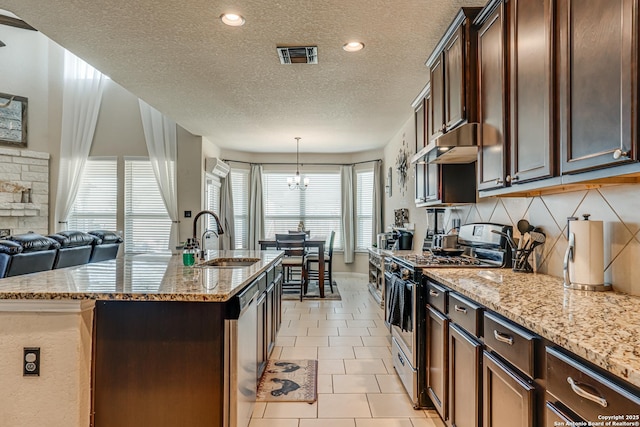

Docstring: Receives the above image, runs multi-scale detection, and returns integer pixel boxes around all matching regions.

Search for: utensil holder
[512,248,533,273]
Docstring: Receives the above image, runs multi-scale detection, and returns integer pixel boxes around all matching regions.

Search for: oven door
[385,271,417,367]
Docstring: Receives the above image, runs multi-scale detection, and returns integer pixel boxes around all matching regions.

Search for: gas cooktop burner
[398,252,487,267]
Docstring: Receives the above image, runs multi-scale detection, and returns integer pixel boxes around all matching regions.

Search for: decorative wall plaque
[0,93,28,148]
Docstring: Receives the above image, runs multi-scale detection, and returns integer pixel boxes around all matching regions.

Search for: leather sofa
[0,230,123,279]
[48,230,99,269]
[88,230,123,263]
[0,233,61,277]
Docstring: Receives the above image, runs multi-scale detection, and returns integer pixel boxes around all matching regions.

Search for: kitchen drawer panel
[544,401,582,426]
[546,347,640,420]
[447,292,482,337]
[483,312,537,378]
[427,281,448,313]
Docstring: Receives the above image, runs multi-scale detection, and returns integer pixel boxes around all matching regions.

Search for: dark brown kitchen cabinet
[558,0,639,174]
[508,0,555,183]
[483,350,535,427]
[427,305,449,421]
[430,56,446,142]
[448,323,482,427]
[427,8,481,143]
[476,1,508,191]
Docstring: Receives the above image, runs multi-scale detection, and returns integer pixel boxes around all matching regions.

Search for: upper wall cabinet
[509,0,555,183]
[558,0,638,174]
[427,8,482,143]
[476,1,508,191]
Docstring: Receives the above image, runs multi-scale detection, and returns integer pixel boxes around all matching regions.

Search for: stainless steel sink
[198,258,261,268]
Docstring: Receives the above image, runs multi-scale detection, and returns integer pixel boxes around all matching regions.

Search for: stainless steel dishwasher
[224,280,259,427]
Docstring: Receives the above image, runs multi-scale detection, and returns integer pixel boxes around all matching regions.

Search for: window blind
[124,159,171,254]
[68,158,117,231]
[231,169,249,249]
[356,169,374,250]
[204,177,221,250]
[263,172,342,249]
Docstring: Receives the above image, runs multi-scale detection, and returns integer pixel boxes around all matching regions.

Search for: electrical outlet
[184,210,192,218]
[23,347,40,376]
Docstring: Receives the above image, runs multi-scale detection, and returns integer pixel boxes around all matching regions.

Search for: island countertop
[0,250,283,302]
[423,268,640,389]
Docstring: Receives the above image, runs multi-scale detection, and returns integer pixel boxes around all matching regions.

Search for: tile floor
[250,274,445,427]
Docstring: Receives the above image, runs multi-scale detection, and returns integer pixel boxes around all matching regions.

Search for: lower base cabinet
[427,305,449,420]
[448,323,482,427]
[483,351,535,427]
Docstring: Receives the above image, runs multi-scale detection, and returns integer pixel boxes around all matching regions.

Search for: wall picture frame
[0,93,28,148]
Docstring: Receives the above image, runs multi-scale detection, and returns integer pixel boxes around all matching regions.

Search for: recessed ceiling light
[220,13,245,27]
[342,41,364,52]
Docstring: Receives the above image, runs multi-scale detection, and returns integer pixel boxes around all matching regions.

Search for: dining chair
[306,230,335,293]
[275,233,308,301]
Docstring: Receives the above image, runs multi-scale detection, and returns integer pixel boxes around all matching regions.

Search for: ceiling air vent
[277,46,318,64]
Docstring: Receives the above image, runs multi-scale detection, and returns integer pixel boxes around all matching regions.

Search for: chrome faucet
[192,210,224,258]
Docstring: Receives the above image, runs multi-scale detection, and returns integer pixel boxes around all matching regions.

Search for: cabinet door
[266,284,275,357]
[509,0,555,183]
[256,292,267,379]
[558,0,638,173]
[448,324,482,427]
[444,25,466,130]
[415,99,427,204]
[483,351,535,427]
[430,55,446,142]
[477,4,508,191]
[274,271,282,334]
[427,306,449,420]
[424,148,440,203]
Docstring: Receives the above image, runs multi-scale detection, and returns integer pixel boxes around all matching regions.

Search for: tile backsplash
[445,183,640,296]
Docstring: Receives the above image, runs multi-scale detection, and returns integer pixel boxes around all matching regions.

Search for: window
[231,169,249,249]
[356,169,374,250]
[204,176,221,250]
[124,158,172,254]
[68,158,117,231]
[263,172,342,249]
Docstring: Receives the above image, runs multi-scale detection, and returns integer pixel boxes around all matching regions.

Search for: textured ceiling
[1,0,485,153]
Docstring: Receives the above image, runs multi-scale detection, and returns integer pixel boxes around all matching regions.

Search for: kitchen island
[0,250,283,427]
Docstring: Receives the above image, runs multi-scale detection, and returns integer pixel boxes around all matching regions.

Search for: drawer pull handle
[429,290,439,297]
[567,377,608,408]
[493,330,514,345]
[454,305,467,314]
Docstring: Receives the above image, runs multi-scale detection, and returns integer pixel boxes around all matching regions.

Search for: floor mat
[257,359,318,403]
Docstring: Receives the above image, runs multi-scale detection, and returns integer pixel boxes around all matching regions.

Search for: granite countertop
[423,268,640,389]
[0,250,283,302]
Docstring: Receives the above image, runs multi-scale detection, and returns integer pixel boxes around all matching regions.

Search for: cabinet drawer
[427,281,448,313]
[266,265,275,284]
[447,292,482,337]
[545,401,581,426]
[546,347,640,420]
[483,312,537,378]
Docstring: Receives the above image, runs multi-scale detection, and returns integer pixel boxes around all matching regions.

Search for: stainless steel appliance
[224,281,259,427]
[384,222,512,408]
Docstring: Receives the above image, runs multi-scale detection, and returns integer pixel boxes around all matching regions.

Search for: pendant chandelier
[287,137,309,190]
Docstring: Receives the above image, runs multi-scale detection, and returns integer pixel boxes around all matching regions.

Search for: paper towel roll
[568,219,604,286]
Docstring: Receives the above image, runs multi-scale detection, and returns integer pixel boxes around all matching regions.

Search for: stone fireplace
[0,147,49,236]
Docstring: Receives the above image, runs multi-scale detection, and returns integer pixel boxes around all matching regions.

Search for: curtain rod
[223,159,382,166]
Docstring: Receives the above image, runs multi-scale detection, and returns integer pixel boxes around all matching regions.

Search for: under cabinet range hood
[411,123,479,165]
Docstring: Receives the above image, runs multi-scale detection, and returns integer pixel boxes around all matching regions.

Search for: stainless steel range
[384,222,512,408]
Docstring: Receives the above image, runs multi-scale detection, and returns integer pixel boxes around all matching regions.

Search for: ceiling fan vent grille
[277,46,318,64]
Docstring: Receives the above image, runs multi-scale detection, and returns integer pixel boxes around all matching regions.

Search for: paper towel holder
[563,215,611,292]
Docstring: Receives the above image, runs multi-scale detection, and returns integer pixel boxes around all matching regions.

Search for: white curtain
[138,99,179,251]
[219,174,236,250]
[248,165,264,250]
[54,51,106,230]
[371,160,383,246]
[341,165,355,263]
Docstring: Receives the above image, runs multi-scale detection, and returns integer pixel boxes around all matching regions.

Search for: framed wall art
[0,93,28,148]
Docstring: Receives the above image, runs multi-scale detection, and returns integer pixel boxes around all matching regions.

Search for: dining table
[258,235,328,298]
